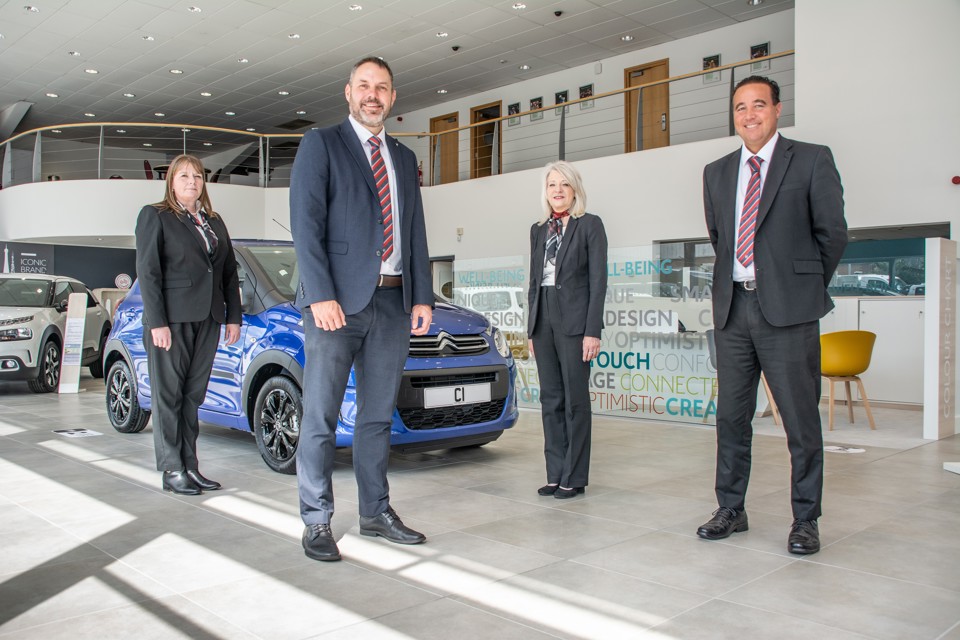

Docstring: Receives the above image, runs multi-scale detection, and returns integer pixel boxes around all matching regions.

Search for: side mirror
[55,300,69,313]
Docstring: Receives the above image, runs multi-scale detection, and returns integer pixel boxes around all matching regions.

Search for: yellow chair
[820,330,877,430]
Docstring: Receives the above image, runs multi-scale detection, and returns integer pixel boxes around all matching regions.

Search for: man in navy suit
[698,76,847,555]
[290,57,434,562]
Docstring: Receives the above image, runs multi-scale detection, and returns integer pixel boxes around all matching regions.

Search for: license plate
[423,383,491,409]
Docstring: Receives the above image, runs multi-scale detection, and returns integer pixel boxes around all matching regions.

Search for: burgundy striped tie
[736,156,763,268]
[369,136,393,262]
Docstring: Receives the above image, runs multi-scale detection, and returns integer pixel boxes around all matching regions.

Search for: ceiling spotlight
[51,129,62,133]
[68,51,80,56]
[200,91,212,97]
[436,32,448,38]
[499,59,507,64]
[123,92,135,98]
[84,112,95,117]
[288,33,300,39]
[142,35,155,41]
[436,89,448,94]
[188,6,202,12]
[24,5,39,12]
[154,112,165,117]
[116,129,126,133]
[225,111,236,116]
[181,128,191,132]
[169,69,183,74]
[277,90,290,96]
[512,2,526,9]
[296,110,307,115]
[746,0,763,4]
[518,64,530,70]
[45,92,58,98]
[84,68,98,74]
[349,4,362,10]
[203,142,213,146]
[621,35,634,42]
[246,127,256,131]
[143,143,153,147]
[238,57,249,63]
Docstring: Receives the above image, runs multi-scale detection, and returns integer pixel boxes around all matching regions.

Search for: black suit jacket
[135,205,242,328]
[704,136,847,329]
[527,213,608,338]
[289,119,433,316]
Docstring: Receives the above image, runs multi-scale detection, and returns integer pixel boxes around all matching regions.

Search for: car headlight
[491,327,511,358]
[0,327,33,341]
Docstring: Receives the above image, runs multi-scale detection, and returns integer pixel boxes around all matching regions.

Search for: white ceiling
[0,0,793,137]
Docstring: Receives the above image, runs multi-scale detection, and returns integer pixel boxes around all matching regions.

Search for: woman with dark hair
[135,154,241,495]
[527,161,607,499]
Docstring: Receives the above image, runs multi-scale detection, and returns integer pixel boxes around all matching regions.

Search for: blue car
[103,240,518,474]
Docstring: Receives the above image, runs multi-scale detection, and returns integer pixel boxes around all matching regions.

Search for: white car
[0,274,111,392]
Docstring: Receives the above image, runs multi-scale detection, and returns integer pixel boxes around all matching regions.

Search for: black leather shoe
[788,519,820,555]
[554,486,585,499]
[162,470,201,495]
[697,507,748,540]
[302,524,341,561]
[186,470,221,491]
[538,484,559,496]
[359,507,425,545]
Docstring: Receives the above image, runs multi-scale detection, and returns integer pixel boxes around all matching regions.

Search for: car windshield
[0,279,52,307]
[246,245,298,300]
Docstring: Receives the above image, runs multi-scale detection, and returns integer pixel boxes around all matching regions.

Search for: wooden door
[624,59,669,153]
[429,112,459,185]
[470,101,501,179]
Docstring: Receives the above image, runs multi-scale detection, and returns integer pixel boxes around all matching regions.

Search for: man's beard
[352,100,388,129]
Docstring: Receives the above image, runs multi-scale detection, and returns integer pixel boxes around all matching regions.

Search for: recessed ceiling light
[24,5,39,13]
[181,128,191,132]
[154,112,165,117]
[45,92,58,98]
[0,34,5,40]
[621,35,634,42]
[246,127,256,131]
[84,112,95,117]
[512,2,526,9]
[116,129,126,133]
[746,0,762,5]
[436,32,448,38]
[188,6,202,12]
[143,143,153,147]
[288,33,300,39]
[349,4,362,10]
[68,51,80,56]
[296,110,306,115]
[123,92,135,98]
[84,68,98,74]
[203,142,213,146]
[225,111,236,116]
[436,89,448,94]
[51,129,62,133]
[518,64,530,70]
[142,35,154,41]
[277,90,290,96]
[238,58,249,63]
[169,69,183,74]
[499,59,507,64]
[200,91,212,97]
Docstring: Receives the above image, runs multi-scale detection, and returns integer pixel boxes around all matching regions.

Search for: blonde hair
[154,154,218,218]
[539,160,586,223]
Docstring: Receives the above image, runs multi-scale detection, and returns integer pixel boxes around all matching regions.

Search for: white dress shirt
[732,132,779,282]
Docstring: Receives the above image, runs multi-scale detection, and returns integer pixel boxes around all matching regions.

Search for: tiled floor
[1,375,959,639]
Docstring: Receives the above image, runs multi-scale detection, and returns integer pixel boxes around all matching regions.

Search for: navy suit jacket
[289,119,433,316]
[704,136,847,329]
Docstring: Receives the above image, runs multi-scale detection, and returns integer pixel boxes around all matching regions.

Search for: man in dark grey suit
[290,57,434,562]
[698,76,847,555]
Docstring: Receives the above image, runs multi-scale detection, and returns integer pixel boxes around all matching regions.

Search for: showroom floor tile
[0,375,958,639]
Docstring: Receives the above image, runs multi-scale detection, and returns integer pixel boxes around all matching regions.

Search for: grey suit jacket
[704,135,847,329]
[289,119,433,316]
[527,213,608,338]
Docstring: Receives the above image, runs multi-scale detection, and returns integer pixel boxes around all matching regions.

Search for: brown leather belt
[734,280,757,291]
[377,274,402,288]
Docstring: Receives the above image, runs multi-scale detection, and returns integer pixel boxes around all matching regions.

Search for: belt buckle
[742,280,757,291]
[378,274,385,287]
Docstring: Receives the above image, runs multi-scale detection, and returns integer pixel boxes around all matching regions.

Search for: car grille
[409,330,488,357]
[408,371,497,388]
[0,315,33,326]
[399,400,506,430]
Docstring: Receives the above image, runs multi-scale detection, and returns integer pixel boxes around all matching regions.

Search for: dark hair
[350,56,394,84]
[734,75,780,105]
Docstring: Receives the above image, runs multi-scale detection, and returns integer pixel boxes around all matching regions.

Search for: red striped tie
[369,136,393,262]
[736,156,763,268]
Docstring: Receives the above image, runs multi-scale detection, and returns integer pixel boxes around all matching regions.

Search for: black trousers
[297,287,410,525]
[144,318,221,472]
[531,286,592,488]
[714,286,824,521]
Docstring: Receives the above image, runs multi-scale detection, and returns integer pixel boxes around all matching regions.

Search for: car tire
[88,328,110,379]
[28,339,61,393]
[253,376,301,475]
[106,359,151,433]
